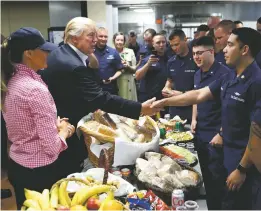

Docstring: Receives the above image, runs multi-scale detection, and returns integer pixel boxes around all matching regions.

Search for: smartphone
[140,52,146,57]
[151,49,157,56]
[105,79,110,82]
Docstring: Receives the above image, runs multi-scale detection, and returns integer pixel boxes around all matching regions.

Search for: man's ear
[184,37,188,42]
[71,35,78,45]
[241,45,250,56]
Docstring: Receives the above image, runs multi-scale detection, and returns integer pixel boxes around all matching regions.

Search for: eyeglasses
[192,49,212,56]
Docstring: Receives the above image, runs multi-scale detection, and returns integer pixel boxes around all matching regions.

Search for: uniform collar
[237,61,259,82]
[68,43,88,66]
[95,45,110,53]
[177,49,193,60]
[201,61,220,77]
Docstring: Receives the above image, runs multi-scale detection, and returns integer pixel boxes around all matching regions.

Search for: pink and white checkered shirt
[3,64,67,169]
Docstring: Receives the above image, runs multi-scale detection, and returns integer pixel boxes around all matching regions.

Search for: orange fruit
[102,200,123,211]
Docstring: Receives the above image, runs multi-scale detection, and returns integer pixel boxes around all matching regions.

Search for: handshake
[140,97,167,116]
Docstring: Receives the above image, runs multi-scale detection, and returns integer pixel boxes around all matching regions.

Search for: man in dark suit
[40,17,160,177]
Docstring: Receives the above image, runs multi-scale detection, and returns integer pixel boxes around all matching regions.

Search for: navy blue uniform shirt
[209,61,261,173]
[194,61,230,140]
[256,50,261,69]
[137,54,168,102]
[167,52,198,121]
[94,45,124,94]
[138,44,153,58]
[215,51,227,66]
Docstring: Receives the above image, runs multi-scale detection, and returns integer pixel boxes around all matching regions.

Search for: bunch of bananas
[21,177,118,210]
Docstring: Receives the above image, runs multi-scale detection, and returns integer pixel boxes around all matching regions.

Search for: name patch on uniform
[185,70,195,73]
[107,55,115,60]
[170,69,175,72]
[231,95,245,102]
[221,87,223,90]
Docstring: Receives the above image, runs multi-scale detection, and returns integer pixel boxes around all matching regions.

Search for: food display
[80,110,157,143]
[22,177,127,211]
[126,190,170,211]
[160,145,197,165]
[135,152,200,192]
[158,117,186,127]
[166,131,194,142]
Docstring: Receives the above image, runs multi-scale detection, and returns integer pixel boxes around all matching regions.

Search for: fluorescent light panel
[133,8,153,12]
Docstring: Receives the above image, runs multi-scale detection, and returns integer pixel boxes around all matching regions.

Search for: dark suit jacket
[39,44,141,174]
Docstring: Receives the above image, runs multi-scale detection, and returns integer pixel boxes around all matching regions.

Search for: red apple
[86,198,101,210]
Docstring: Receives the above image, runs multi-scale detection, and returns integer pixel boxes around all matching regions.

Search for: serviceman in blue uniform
[138,28,156,59]
[226,99,261,210]
[135,33,168,102]
[94,27,124,95]
[162,29,198,122]
[152,27,261,209]
[257,17,261,34]
[214,20,236,66]
[191,36,230,209]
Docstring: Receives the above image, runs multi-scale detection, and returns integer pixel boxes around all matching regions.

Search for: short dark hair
[232,27,261,58]
[113,32,126,44]
[169,29,186,40]
[234,20,243,25]
[159,30,167,35]
[197,24,209,32]
[144,28,156,37]
[153,33,166,39]
[257,17,261,24]
[215,20,236,34]
[192,36,215,48]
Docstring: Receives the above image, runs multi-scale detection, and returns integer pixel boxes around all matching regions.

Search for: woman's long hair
[1,37,18,110]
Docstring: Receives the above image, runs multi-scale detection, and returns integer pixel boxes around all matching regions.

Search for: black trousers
[195,134,225,210]
[1,114,9,170]
[8,159,64,209]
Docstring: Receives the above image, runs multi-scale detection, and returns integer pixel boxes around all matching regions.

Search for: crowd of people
[1,15,261,210]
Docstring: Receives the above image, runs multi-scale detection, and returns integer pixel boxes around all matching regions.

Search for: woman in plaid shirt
[1,27,75,209]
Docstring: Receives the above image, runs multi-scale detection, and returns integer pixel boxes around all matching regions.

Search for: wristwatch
[237,164,248,173]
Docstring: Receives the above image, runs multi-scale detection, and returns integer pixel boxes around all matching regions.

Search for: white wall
[87,1,117,47]
[1,1,50,39]
[118,10,156,24]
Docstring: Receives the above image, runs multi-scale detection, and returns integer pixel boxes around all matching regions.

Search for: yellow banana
[24,189,42,201]
[98,190,114,211]
[71,185,112,206]
[26,207,37,211]
[58,181,71,207]
[39,189,50,210]
[23,199,41,210]
[50,185,59,208]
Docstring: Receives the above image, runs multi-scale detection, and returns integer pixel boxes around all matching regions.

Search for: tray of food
[165,131,194,143]
[160,144,198,167]
[133,152,203,205]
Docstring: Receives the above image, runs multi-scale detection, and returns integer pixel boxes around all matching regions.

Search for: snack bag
[144,190,170,211]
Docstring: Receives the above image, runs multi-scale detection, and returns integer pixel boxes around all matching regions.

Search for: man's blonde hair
[64,17,96,43]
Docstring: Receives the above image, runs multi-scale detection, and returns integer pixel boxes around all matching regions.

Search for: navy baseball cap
[129,30,137,37]
[9,27,57,52]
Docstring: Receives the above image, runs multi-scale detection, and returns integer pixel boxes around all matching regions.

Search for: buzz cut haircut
[169,29,186,41]
[215,20,236,34]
